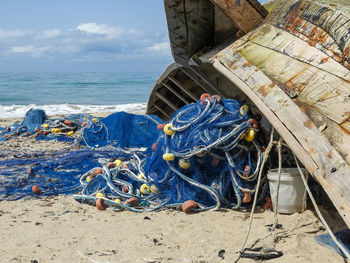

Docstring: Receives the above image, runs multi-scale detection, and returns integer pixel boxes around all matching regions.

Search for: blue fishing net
[74,96,267,212]
[79,111,163,150]
[0,148,139,201]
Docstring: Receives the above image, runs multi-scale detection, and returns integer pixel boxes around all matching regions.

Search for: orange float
[122,185,129,193]
[152,142,158,151]
[157,124,165,130]
[82,121,87,127]
[210,95,221,103]
[242,191,252,203]
[125,197,139,207]
[107,162,116,169]
[64,120,73,126]
[96,198,106,210]
[200,93,211,106]
[32,185,41,195]
[247,119,259,129]
[182,200,197,213]
[91,168,103,178]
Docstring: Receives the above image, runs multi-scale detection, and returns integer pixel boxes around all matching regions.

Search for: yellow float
[67,131,74,136]
[179,158,191,169]
[96,192,105,198]
[92,118,98,123]
[114,198,121,204]
[240,105,249,115]
[114,159,122,166]
[150,185,159,194]
[163,123,175,136]
[140,184,151,195]
[244,129,255,142]
[163,153,175,161]
[138,173,146,180]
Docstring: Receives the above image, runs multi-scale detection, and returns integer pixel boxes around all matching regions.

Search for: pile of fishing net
[74,94,267,212]
[0,108,92,142]
[0,111,162,200]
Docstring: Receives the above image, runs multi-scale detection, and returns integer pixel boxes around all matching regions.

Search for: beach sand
[0,113,347,262]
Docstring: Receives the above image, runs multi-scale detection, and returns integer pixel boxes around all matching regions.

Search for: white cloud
[0,29,29,39]
[148,41,170,52]
[76,23,122,39]
[11,45,50,56]
[11,45,35,53]
[42,29,61,38]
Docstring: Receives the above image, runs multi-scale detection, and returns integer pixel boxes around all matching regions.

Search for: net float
[244,129,255,142]
[122,185,129,193]
[91,168,103,178]
[150,185,159,194]
[114,198,121,204]
[157,123,165,130]
[152,142,158,151]
[242,191,252,203]
[64,120,73,126]
[163,153,175,161]
[35,127,40,132]
[140,184,151,195]
[114,159,122,166]
[67,131,74,136]
[92,118,98,123]
[182,200,197,213]
[6,127,11,132]
[247,119,259,129]
[210,95,221,104]
[138,173,146,180]
[86,176,92,182]
[240,105,249,115]
[163,123,175,136]
[42,123,49,128]
[82,121,87,127]
[96,192,105,198]
[125,197,139,207]
[32,185,41,195]
[96,198,106,210]
[200,93,211,106]
[107,162,116,169]
[179,158,190,169]
[243,165,251,177]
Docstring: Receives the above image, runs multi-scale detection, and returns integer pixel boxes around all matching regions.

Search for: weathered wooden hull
[147,0,350,228]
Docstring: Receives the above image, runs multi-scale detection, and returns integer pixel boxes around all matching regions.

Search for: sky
[0,0,267,73]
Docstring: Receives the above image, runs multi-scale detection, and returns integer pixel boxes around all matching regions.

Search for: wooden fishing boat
[146,0,350,228]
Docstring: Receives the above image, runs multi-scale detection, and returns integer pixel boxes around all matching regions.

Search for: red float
[96,198,106,210]
[182,200,197,213]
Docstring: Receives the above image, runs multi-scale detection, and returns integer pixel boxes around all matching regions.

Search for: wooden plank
[266,0,350,68]
[164,0,214,66]
[155,91,179,112]
[210,0,265,34]
[153,103,171,119]
[236,38,350,124]
[167,75,199,101]
[212,49,350,228]
[162,80,191,105]
[247,0,268,17]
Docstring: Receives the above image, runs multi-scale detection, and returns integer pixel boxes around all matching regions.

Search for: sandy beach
[0,113,347,263]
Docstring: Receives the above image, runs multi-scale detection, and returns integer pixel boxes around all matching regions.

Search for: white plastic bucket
[267,168,307,214]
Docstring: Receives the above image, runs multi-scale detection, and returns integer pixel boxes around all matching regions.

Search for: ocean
[0,72,159,118]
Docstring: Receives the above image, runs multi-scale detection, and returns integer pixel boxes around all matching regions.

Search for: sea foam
[0,103,147,118]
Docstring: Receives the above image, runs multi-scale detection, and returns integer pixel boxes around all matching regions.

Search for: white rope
[293,153,350,260]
